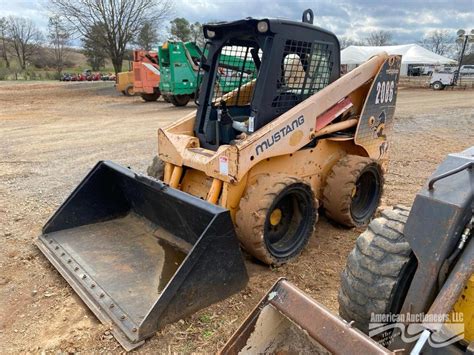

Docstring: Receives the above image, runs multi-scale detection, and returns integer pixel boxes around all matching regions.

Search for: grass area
[0,55,129,81]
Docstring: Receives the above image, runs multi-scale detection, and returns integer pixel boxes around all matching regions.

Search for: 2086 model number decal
[375,80,395,104]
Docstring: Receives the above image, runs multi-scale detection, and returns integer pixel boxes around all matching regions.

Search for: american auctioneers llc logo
[369,312,464,348]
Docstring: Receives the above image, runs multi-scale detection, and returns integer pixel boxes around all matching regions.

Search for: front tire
[170,94,190,106]
[432,81,444,90]
[124,85,135,96]
[323,155,383,227]
[236,175,317,265]
[338,206,416,334]
[141,90,161,102]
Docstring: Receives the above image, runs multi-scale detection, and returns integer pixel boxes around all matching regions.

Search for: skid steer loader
[37,9,401,349]
[221,147,474,354]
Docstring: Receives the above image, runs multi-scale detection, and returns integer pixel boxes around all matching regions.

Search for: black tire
[141,90,161,102]
[432,81,444,91]
[338,206,416,334]
[124,84,135,96]
[236,175,317,265]
[170,94,190,107]
[323,155,383,227]
[147,156,164,180]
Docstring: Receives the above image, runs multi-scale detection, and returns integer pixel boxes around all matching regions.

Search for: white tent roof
[341,44,457,65]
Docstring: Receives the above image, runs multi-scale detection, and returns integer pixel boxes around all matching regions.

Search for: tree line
[0,1,468,79]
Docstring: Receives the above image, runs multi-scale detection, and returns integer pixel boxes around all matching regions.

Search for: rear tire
[323,155,383,227]
[432,81,444,90]
[338,206,416,334]
[170,94,190,106]
[141,90,161,102]
[124,85,135,96]
[236,175,317,265]
[147,156,164,180]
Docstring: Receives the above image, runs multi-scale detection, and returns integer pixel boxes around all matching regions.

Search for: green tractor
[158,41,257,107]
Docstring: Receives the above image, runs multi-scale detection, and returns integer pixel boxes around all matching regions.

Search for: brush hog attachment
[36,161,248,350]
[220,279,391,355]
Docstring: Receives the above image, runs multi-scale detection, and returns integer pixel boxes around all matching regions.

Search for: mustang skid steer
[37,9,401,349]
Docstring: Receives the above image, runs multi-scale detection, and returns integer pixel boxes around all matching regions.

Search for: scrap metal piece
[220,279,391,355]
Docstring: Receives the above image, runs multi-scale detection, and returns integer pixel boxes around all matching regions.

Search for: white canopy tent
[341,44,457,75]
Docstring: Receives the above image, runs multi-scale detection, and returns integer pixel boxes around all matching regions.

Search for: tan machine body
[158,53,396,220]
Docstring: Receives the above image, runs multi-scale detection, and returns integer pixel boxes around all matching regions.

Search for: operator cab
[194,9,340,150]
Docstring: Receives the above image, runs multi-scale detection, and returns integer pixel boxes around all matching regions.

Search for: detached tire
[338,206,416,334]
[170,94,190,106]
[147,156,164,180]
[323,155,383,227]
[236,175,317,265]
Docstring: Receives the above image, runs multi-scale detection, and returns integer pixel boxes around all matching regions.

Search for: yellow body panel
[452,274,474,342]
[164,138,367,223]
[157,54,390,184]
[116,71,134,92]
[157,53,398,223]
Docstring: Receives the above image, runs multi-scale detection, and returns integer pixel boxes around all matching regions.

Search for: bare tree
[49,0,172,74]
[48,15,70,76]
[7,16,42,70]
[365,30,392,46]
[418,30,453,56]
[0,17,10,68]
[339,36,362,49]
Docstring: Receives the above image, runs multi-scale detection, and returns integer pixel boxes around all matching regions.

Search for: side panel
[355,55,401,162]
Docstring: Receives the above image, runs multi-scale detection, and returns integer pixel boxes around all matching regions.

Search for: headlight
[257,21,268,33]
[206,29,216,38]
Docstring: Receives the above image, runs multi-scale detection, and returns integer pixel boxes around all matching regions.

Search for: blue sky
[0,0,473,43]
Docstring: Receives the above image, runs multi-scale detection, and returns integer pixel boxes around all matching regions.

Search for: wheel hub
[269,208,282,226]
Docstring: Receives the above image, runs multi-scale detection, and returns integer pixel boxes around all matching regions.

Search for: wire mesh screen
[272,40,333,113]
[212,45,258,105]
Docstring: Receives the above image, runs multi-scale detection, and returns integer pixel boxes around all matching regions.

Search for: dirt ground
[1,82,473,353]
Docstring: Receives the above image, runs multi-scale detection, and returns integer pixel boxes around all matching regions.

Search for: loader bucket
[36,161,248,350]
[220,279,391,355]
